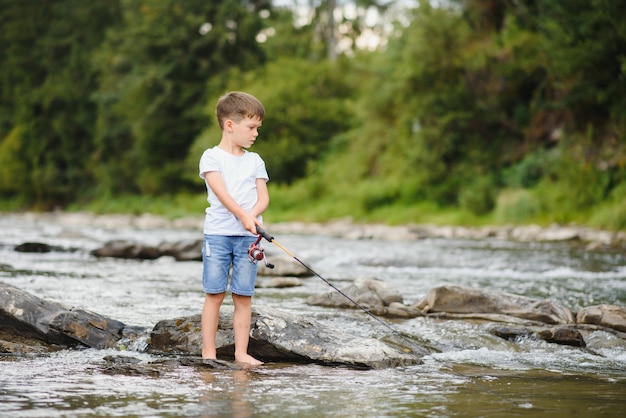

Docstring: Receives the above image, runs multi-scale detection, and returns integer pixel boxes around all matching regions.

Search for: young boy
[198,91,269,366]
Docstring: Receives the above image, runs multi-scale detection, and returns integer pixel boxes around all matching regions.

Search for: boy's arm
[204,171,262,234]
[250,178,269,219]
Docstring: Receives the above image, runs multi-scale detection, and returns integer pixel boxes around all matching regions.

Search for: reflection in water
[199,369,252,418]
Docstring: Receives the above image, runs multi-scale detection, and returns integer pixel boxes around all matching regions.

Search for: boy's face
[228,116,263,149]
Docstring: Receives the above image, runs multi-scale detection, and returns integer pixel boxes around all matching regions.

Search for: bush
[588,201,626,231]
[494,189,542,224]
[588,181,626,230]
[503,148,559,188]
[458,176,496,216]
[533,162,611,223]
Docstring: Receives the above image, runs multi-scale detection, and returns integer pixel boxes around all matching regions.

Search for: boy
[198,91,269,366]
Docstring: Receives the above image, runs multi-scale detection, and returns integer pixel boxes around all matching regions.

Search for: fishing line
[255,226,530,410]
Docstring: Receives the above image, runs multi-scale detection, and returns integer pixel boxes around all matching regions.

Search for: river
[1,213,625,417]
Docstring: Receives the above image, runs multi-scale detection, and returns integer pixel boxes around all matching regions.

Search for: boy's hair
[216,91,265,130]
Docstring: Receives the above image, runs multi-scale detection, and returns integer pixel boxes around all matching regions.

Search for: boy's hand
[240,213,259,235]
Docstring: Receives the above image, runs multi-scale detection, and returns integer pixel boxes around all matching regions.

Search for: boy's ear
[224,119,233,130]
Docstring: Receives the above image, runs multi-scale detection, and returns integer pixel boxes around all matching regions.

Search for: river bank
[7,211,626,249]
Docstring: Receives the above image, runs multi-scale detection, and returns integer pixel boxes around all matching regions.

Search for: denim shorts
[202,235,258,296]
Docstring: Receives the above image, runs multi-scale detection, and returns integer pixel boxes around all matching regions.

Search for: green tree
[188,56,356,186]
[92,0,271,196]
[538,0,626,125]
[0,0,122,208]
[338,1,510,206]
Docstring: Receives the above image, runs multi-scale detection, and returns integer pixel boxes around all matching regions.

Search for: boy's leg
[232,293,263,366]
[229,235,262,365]
[201,292,225,359]
[201,235,230,360]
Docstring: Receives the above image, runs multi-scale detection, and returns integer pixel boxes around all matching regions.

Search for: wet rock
[0,282,128,349]
[536,327,586,347]
[103,354,142,364]
[13,242,74,253]
[196,358,245,370]
[489,326,533,341]
[385,302,423,318]
[14,242,54,253]
[576,305,626,332]
[584,330,626,351]
[148,315,206,355]
[255,277,304,288]
[490,325,586,347]
[48,308,127,349]
[11,212,626,248]
[147,305,422,369]
[90,238,312,278]
[264,220,625,249]
[438,312,548,325]
[158,239,202,261]
[414,285,574,324]
[251,305,420,368]
[340,223,421,241]
[133,213,173,230]
[0,330,63,355]
[534,225,580,242]
[91,240,161,260]
[101,354,161,377]
[258,253,311,277]
[307,277,413,317]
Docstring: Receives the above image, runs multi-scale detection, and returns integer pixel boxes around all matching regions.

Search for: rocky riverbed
[2,211,626,416]
[2,212,625,368]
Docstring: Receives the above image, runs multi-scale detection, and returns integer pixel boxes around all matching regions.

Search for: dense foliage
[1,0,625,229]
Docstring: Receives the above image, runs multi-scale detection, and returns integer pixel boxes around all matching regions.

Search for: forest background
[1,0,625,230]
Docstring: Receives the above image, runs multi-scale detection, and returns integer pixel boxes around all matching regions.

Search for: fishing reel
[248,234,274,269]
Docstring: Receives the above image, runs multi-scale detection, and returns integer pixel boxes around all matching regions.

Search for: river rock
[257,253,311,277]
[14,242,54,253]
[91,239,311,277]
[414,285,574,324]
[489,325,533,341]
[0,282,127,349]
[255,277,304,288]
[490,325,586,347]
[536,327,586,347]
[147,305,422,369]
[306,277,418,317]
[0,264,14,271]
[0,330,64,355]
[13,242,75,254]
[576,304,626,332]
[101,354,162,377]
[584,330,626,351]
[264,220,626,248]
[385,301,424,318]
[91,239,161,260]
[158,239,203,261]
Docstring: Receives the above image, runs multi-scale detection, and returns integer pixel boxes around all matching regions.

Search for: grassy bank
[2,183,624,232]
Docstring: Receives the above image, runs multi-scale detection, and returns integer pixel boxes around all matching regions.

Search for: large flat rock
[148,305,423,369]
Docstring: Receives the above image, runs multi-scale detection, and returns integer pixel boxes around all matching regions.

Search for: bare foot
[234,353,264,367]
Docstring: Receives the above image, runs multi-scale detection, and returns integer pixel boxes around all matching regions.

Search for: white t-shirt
[199,146,269,235]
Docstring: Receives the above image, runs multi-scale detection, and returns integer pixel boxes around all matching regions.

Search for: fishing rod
[252,225,430,356]
[253,225,531,410]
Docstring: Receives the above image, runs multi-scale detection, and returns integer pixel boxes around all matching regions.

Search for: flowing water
[1,214,626,417]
